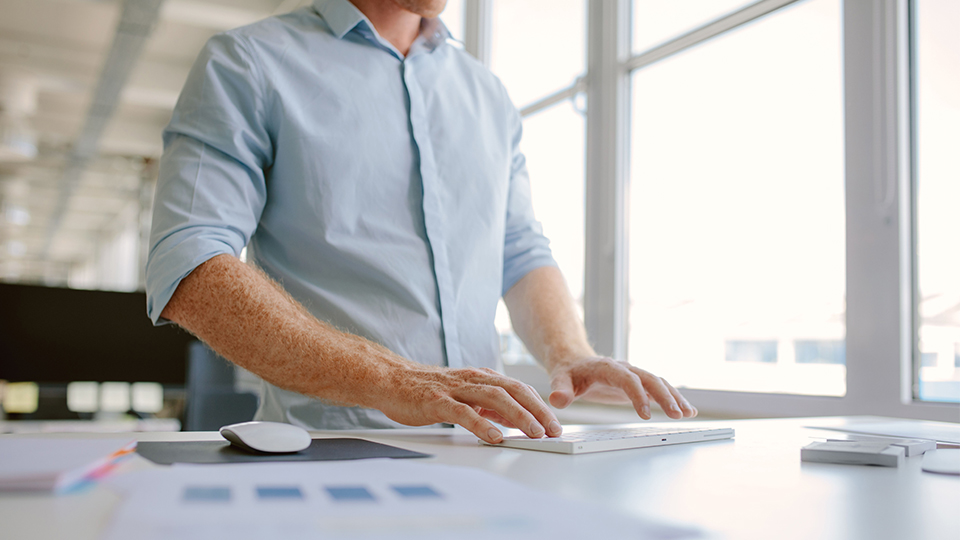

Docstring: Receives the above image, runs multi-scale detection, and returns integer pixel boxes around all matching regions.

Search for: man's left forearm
[502,266,593,372]
[503,266,697,419]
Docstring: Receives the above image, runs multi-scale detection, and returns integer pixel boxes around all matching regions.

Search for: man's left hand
[548,356,698,420]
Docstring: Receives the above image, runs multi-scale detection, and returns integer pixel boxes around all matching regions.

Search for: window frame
[469,0,956,420]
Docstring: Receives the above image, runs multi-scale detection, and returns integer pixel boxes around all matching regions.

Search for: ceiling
[0,0,311,286]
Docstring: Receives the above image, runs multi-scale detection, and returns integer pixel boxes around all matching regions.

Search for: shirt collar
[416,16,451,51]
[313,0,366,40]
[313,0,450,56]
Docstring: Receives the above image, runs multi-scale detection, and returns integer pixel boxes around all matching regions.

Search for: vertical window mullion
[463,0,492,67]
[843,0,916,413]
[584,0,631,359]
[902,0,920,404]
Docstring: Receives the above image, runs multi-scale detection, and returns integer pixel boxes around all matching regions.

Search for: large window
[915,0,960,403]
[628,0,844,395]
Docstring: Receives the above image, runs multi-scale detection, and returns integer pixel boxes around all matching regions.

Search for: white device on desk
[219,421,312,453]
[801,441,906,467]
[482,425,735,454]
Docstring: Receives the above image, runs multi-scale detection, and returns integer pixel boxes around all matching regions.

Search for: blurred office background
[0,0,956,430]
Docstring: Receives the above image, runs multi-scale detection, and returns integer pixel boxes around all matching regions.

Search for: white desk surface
[1,416,958,540]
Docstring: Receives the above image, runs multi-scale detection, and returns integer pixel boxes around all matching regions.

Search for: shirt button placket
[402,59,463,369]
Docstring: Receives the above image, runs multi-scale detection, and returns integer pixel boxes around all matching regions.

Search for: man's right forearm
[160,253,562,442]
[161,254,405,409]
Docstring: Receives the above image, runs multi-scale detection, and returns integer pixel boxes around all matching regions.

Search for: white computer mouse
[922,449,960,475]
[219,421,312,454]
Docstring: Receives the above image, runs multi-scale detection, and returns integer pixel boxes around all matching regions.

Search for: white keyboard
[481,425,735,454]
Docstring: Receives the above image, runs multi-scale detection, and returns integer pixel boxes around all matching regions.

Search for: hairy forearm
[503,266,595,372]
[505,266,695,418]
[160,254,412,409]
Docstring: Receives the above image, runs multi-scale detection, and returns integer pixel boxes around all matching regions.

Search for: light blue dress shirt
[146,0,556,429]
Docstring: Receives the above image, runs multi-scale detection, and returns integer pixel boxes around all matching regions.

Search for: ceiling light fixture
[0,117,38,162]
[6,239,26,258]
[3,203,30,226]
[0,72,39,163]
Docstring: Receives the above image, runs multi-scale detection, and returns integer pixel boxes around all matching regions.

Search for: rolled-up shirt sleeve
[500,108,558,296]
[145,32,272,324]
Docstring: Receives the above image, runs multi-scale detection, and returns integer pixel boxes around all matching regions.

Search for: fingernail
[641,405,650,418]
[530,423,545,438]
[548,421,562,435]
[488,428,502,442]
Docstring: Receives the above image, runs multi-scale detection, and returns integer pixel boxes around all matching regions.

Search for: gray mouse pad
[137,438,430,465]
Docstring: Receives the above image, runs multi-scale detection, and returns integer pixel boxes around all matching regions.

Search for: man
[146,0,697,444]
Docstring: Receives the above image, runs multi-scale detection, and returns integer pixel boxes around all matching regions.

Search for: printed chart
[103,459,703,540]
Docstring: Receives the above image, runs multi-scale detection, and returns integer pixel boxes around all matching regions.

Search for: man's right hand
[374,366,563,444]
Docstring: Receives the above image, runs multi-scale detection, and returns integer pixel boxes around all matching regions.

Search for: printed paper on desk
[101,459,709,540]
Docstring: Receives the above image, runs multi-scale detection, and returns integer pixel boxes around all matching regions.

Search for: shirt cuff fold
[502,256,558,296]
[145,230,244,325]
